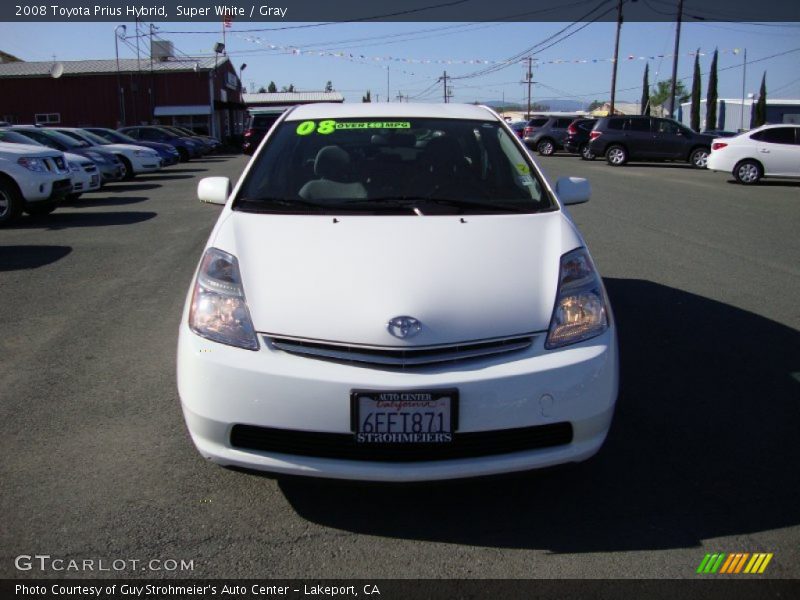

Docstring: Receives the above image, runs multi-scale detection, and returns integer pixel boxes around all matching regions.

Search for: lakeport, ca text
[15,584,380,597]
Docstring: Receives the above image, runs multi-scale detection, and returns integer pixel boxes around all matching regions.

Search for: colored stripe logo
[697,553,773,574]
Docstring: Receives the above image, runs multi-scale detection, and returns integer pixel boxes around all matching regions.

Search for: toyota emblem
[387,316,421,339]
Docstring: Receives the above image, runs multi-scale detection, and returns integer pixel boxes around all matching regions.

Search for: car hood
[64,151,92,164]
[0,141,62,159]
[212,211,583,346]
[137,141,176,152]
[101,143,157,155]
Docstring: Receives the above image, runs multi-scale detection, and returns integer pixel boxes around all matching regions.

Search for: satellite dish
[50,62,64,79]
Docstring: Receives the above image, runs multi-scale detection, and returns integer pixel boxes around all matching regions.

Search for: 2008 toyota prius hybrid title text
[177,103,618,482]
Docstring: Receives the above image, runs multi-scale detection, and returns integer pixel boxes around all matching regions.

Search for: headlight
[189,248,259,351]
[17,157,47,172]
[545,247,609,349]
[68,161,81,172]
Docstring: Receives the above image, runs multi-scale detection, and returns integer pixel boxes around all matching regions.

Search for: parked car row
[0,123,220,225]
[517,113,800,184]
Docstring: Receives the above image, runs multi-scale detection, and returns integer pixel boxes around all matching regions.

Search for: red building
[0,51,245,139]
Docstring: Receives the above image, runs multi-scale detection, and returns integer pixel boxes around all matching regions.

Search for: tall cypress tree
[641,63,650,115]
[690,49,702,131]
[755,73,767,126]
[706,49,718,131]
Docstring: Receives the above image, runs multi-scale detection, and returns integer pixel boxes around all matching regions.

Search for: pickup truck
[0,141,72,225]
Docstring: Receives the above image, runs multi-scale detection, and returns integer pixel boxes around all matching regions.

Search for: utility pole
[396,91,405,103]
[667,0,684,118]
[740,48,747,131]
[133,18,141,124]
[149,23,157,123]
[526,57,533,118]
[609,0,623,115]
[386,65,390,102]
[441,71,450,103]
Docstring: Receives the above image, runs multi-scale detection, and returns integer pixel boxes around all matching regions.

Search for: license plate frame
[350,388,458,444]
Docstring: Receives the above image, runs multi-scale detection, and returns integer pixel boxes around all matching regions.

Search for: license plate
[351,389,457,443]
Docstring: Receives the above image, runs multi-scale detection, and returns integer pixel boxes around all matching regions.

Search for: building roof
[285,102,497,121]
[591,101,641,116]
[243,92,344,105]
[680,98,800,106]
[0,56,229,78]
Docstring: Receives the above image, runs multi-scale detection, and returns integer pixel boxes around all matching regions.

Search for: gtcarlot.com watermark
[14,554,195,573]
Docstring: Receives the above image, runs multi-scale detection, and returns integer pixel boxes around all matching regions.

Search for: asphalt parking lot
[1,152,798,579]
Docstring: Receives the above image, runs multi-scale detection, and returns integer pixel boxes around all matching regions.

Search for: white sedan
[177,103,618,482]
[56,128,162,180]
[707,124,800,184]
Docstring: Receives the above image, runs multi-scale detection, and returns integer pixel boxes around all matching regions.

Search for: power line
[450,0,617,81]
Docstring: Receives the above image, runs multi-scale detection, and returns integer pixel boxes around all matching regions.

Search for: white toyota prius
[177,103,618,482]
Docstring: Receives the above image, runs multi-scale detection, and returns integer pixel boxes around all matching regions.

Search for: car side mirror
[555,176,590,206]
[197,177,231,205]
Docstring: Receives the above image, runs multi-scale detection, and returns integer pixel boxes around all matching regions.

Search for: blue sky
[1,20,799,106]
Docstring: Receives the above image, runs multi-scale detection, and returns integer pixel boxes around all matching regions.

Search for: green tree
[754,72,767,127]
[362,90,372,103]
[706,49,718,131]
[641,63,650,116]
[267,81,277,93]
[587,99,603,111]
[690,50,702,131]
[257,86,267,93]
[650,80,689,113]
[325,80,333,93]
[281,84,296,93]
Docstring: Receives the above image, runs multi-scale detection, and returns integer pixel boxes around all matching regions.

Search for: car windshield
[13,128,88,149]
[58,129,104,145]
[0,130,45,145]
[161,127,185,136]
[77,130,114,145]
[236,117,554,216]
[90,129,135,144]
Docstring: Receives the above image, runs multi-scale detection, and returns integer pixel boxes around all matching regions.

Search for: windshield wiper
[366,196,531,214]
[236,197,328,212]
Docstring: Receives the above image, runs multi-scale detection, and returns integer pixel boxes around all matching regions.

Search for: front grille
[52,179,72,193]
[230,422,573,462]
[266,334,536,368]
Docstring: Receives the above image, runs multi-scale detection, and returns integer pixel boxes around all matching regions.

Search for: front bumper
[17,173,67,202]
[70,169,101,194]
[130,154,161,174]
[98,163,125,183]
[177,325,618,482]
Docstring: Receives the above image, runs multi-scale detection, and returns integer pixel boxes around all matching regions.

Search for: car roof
[285,102,498,122]
[751,123,799,129]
